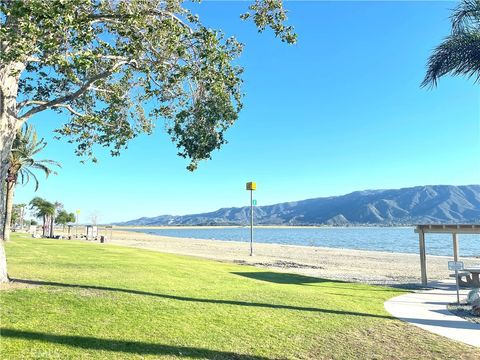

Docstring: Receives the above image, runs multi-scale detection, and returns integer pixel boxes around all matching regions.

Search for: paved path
[385,281,480,347]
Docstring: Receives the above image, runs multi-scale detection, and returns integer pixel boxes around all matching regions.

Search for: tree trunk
[42,215,47,237]
[0,143,13,282]
[20,205,24,230]
[3,179,16,241]
[50,215,54,238]
[0,62,24,283]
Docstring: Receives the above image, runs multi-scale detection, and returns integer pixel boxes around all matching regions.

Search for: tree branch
[18,101,85,117]
[89,10,193,34]
[18,60,136,119]
[87,86,115,94]
[26,56,41,62]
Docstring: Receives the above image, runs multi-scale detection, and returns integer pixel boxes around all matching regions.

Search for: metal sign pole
[246,181,256,256]
[455,269,460,304]
[448,260,463,305]
[250,189,253,256]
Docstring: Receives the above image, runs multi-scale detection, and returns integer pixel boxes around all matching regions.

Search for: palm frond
[29,197,55,216]
[18,168,30,186]
[37,159,62,167]
[452,0,480,34]
[9,123,61,191]
[422,31,480,87]
[24,168,40,191]
[30,163,58,178]
[30,139,47,156]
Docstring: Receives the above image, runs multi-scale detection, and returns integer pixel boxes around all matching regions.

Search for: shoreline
[119,227,479,258]
[106,229,480,286]
[113,225,414,230]
[121,228,473,258]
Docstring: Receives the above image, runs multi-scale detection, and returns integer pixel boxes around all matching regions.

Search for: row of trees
[3,124,60,241]
[9,204,38,229]
[3,124,61,240]
[3,115,94,239]
[1,123,76,238]
[28,197,75,237]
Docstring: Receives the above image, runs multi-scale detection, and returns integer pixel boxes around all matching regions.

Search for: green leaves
[10,124,61,191]
[55,210,76,226]
[2,0,295,170]
[423,0,480,87]
[241,0,297,44]
[29,197,56,217]
[422,32,480,87]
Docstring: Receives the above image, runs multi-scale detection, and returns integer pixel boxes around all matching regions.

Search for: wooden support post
[452,233,459,262]
[419,230,427,286]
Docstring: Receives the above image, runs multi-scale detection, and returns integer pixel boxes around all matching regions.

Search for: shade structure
[415,224,480,285]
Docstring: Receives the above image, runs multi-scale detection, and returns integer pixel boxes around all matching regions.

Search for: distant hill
[115,185,480,226]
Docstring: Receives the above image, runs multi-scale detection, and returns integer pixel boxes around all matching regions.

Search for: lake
[125,227,480,257]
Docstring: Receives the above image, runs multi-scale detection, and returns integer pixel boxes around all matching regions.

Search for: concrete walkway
[384,280,480,347]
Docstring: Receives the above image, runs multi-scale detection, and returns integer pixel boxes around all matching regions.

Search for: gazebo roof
[415,224,480,234]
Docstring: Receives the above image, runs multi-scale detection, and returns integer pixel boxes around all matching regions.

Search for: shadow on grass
[12,278,393,319]
[231,272,404,293]
[231,271,342,285]
[0,328,271,359]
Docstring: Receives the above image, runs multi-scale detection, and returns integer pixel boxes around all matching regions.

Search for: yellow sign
[246,182,257,191]
[76,209,81,215]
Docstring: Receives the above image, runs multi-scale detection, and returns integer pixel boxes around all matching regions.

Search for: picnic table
[456,267,480,288]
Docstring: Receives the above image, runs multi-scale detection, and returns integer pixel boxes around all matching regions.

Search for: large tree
[3,124,60,241]
[0,0,295,282]
[422,0,480,87]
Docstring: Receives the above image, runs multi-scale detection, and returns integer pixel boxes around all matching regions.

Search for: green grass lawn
[1,234,479,359]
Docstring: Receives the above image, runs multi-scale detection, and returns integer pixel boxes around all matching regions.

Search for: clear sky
[16,1,480,223]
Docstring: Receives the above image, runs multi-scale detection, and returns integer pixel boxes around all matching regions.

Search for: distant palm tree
[50,201,63,237]
[3,125,61,240]
[29,197,56,237]
[422,0,480,87]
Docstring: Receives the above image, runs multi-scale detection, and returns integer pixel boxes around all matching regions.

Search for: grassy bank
[1,234,479,359]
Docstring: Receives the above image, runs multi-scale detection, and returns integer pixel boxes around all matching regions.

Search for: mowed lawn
[1,234,479,359]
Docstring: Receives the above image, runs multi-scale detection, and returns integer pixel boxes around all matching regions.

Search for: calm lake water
[126,227,480,257]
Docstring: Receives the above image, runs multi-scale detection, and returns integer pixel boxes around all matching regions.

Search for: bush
[471,298,480,316]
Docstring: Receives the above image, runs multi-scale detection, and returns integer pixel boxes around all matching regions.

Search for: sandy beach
[105,229,479,286]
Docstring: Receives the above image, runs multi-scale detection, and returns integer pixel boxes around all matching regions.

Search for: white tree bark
[3,179,16,241]
[0,108,16,283]
[0,62,25,283]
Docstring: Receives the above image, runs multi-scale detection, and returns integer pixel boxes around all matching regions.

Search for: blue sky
[17,1,480,223]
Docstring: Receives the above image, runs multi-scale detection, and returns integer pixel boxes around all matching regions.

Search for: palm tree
[3,125,61,240]
[50,201,63,238]
[29,197,56,237]
[422,0,480,87]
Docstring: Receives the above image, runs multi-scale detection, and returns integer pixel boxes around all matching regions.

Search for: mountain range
[115,185,480,226]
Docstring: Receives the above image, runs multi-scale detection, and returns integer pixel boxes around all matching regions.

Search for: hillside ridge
[115,185,480,226]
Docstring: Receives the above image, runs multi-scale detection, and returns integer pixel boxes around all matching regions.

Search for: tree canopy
[1,0,295,170]
[29,197,56,219]
[56,210,76,227]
